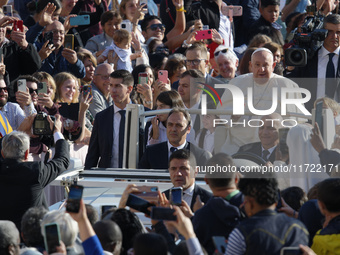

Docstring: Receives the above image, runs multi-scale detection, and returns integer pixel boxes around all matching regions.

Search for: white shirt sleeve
[225,228,246,255]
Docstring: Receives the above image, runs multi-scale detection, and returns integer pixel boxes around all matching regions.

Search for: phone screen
[212,236,227,254]
[44,223,60,254]
[126,194,154,215]
[151,207,177,221]
[38,82,47,97]
[138,73,148,84]
[170,187,182,205]
[66,185,84,213]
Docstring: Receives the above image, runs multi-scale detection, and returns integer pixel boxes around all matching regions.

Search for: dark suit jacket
[0,139,69,230]
[85,105,115,169]
[138,141,212,169]
[163,184,213,211]
[85,104,149,169]
[287,47,340,112]
[237,142,276,163]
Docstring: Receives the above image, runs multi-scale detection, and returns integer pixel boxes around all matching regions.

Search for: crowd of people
[1,0,340,254]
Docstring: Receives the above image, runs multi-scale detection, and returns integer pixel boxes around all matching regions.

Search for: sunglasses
[29,88,38,94]
[147,24,165,31]
[214,49,228,57]
[0,87,8,93]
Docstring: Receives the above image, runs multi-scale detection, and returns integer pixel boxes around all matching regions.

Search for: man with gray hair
[0,114,70,231]
[217,48,305,155]
[214,46,239,82]
[0,221,20,255]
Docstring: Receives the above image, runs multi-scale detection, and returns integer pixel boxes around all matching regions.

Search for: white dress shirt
[183,183,195,207]
[167,140,187,159]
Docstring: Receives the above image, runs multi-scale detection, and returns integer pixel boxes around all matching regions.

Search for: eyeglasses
[214,48,229,57]
[0,87,8,93]
[95,74,110,80]
[185,59,205,66]
[146,24,165,31]
[29,88,38,94]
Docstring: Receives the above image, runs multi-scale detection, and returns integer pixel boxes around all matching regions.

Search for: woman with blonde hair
[54,72,92,144]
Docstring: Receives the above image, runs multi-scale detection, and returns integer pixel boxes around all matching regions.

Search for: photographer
[0,114,70,231]
[287,14,340,112]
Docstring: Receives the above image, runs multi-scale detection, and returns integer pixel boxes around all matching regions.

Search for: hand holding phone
[17,79,27,92]
[66,184,84,213]
[44,223,61,254]
[151,207,177,221]
[126,194,154,215]
[195,29,213,40]
[158,70,168,84]
[70,15,90,26]
[170,187,183,206]
[138,72,148,84]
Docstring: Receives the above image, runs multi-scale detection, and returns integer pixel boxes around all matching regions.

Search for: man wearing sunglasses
[0,78,36,131]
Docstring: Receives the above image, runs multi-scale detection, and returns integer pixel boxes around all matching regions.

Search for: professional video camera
[285,6,328,66]
[33,112,55,136]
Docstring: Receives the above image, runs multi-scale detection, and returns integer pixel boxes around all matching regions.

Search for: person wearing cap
[247,0,284,45]
[217,48,305,155]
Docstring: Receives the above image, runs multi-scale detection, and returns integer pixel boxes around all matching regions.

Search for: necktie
[193,114,201,133]
[325,53,337,98]
[262,150,270,161]
[170,147,177,154]
[118,110,126,168]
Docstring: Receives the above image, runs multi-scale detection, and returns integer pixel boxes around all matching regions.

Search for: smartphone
[17,79,27,92]
[315,100,324,138]
[13,20,24,32]
[101,205,116,215]
[44,31,54,46]
[132,186,158,202]
[151,207,177,221]
[212,236,227,254]
[170,187,182,206]
[120,20,132,33]
[276,189,282,211]
[278,128,290,155]
[140,0,148,13]
[64,34,74,50]
[221,5,243,16]
[44,223,61,254]
[2,5,12,16]
[138,72,148,84]
[82,85,92,98]
[66,184,84,213]
[195,29,213,40]
[158,70,168,84]
[280,247,302,255]
[70,15,90,26]
[126,194,154,215]
[38,82,47,97]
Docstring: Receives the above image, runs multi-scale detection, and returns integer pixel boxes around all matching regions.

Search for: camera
[285,10,327,66]
[33,113,55,135]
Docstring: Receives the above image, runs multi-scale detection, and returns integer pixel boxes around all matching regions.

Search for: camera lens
[291,51,303,62]
[208,30,211,34]
[122,24,126,28]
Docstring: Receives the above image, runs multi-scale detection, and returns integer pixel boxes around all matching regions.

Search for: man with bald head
[237,113,284,163]
[89,63,114,118]
[217,48,305,154]
[28,20,85,78]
